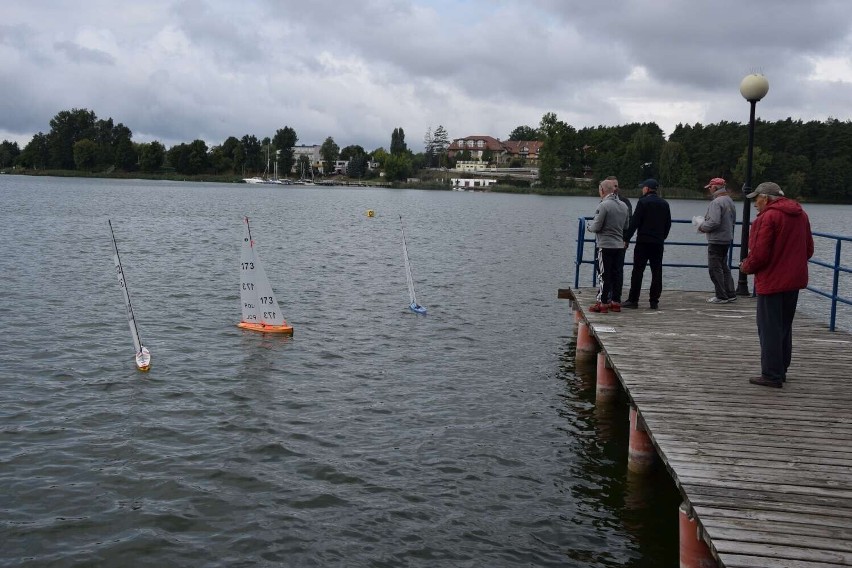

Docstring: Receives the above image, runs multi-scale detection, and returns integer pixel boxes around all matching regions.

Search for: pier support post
[679,503,717,568]
[576,321,597,354]
[627,405,655,474]
[595,352,619,403]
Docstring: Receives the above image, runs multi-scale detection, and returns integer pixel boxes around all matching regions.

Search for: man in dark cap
[622,179,671,309]
[739,181,814,388]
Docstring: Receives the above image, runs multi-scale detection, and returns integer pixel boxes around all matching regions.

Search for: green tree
[320,136,340,174]
[73,139,98,171]
[187,139,210,174]
[339,145,365,161]
[371,147,388,168]
[733,146,772,191]
[659,141,696,189]
[537,112,578,186]
[384,153,412,181]
[298,155,311,178]
[508,125,539,140]
[346,154,369,179]
[48,108,97,169]
[390,127,407,155]
[113,124,136,171]
[241,135,262,174]
[432,125,450,167]
[0,140,20,168]
[209,145,231,174]
[17,133,50,169]
[272,127,298,178]
[784,171,807,200]
[138,141,165,172]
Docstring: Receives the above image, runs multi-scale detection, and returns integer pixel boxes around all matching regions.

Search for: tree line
[529,113,852,201]
[4,107,852,200]
[0,108,452,183]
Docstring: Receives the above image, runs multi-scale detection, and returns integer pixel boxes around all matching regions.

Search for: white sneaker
[727,295,738,302]
[707,297,727,304]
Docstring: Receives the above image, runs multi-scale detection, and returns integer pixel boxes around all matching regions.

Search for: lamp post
[736,73,769,296]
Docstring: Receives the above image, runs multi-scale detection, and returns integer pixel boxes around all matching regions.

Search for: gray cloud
[54,41,116,66]
[2,0,852,151]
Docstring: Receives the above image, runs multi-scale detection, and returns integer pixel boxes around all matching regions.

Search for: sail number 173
[241,262,254,270]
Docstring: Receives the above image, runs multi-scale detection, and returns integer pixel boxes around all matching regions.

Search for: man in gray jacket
[586,179,630,312]
[698,177,737,303]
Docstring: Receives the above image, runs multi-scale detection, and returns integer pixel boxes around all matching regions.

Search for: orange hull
[238,321,294,335]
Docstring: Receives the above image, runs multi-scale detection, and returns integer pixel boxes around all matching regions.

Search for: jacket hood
[764,197,803,217]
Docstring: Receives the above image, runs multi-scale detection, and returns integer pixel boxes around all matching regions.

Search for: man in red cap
[697,177,737,303]
[739,182,814,388]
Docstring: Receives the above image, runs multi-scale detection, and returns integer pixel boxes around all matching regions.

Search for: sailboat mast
[399,215,418,305]
[109,220,144,352]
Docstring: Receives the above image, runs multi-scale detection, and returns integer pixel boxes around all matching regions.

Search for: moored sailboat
[238,217,293,334]
[109,220,151,371]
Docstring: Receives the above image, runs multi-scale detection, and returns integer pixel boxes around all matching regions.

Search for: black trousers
[756,290,799,381]
[595,248,620,304]
[627,242,664,304]
[613,247,626,303]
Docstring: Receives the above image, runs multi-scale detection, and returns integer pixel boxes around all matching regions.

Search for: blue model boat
[400,215,427,315]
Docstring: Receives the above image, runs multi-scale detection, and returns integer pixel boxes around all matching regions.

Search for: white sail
[239,217,287,327]
[109,220,150,370]
[400,216,418,305]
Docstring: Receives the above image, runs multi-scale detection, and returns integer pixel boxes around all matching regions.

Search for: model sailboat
[238,217,293,334]
[399,215,427,315]
[109,220,151,371]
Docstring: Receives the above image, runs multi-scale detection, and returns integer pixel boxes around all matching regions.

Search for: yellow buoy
[366,210,375,217]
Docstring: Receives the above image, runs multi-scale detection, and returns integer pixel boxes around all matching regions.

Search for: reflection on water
[558,337,682,568]
[3,176,849,567]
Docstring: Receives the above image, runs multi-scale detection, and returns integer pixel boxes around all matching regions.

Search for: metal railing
[574,217,851,331]
[805,231,852,331]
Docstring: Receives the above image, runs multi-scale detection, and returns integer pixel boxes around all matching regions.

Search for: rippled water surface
[5,175,846,567]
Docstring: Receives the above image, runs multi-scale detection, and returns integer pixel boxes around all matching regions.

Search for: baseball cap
[746,182,785,199]
[640,178,659,190]
[704,177,726,189]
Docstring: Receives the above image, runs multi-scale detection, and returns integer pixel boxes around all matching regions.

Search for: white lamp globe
[740,73,769,102]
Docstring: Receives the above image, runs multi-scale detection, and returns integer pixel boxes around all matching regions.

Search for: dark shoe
[749,376,782,388]
[609,302,621,312]
[589,302,609,313]
[621,300,638,309]
[649,303,658,310]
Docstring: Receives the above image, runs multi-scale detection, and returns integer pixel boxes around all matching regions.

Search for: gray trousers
[707,243,735,300]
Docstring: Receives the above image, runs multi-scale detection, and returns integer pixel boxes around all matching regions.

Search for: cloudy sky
[3,0,852,152]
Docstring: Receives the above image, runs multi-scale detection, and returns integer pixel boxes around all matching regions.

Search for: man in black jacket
[621,179,672,309]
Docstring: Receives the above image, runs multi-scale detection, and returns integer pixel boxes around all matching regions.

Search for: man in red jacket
[739,182,814,388]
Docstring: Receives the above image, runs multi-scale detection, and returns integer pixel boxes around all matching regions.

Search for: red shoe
[589,302,609,313]
[609,302,621,312]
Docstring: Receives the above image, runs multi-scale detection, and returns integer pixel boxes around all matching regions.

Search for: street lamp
[736,73,770,296]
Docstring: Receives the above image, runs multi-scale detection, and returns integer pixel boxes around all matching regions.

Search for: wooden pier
[560,288,852,568]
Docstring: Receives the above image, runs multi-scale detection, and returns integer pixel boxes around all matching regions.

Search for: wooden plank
[563,288,852,566]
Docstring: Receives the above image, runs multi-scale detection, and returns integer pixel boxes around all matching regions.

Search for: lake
[1,175,849,567]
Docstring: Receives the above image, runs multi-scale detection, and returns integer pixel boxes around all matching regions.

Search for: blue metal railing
[574,217,851,331]
[805,231,852,331]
